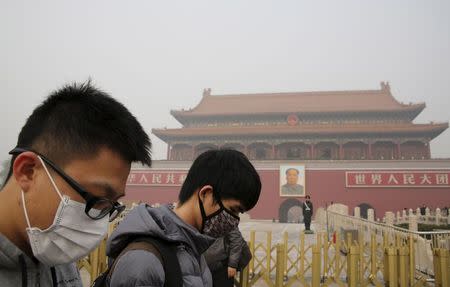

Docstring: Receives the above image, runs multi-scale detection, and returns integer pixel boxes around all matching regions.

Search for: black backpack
[92,236,183,287]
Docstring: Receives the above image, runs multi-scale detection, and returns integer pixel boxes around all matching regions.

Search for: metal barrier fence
[232,230,450,287]
[327,210,450,276]
[78,222,450,286]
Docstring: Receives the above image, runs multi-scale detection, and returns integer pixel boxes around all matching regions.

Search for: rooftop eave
[153,122,449,143]
[170,110,187,125]
[429,122,449,138]
[171,104,427,121]
[403,103,426,121]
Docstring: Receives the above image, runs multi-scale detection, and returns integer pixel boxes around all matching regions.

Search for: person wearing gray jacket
[204,228,251,287]
[107,149,261,287]
[0,82,152,287]
[107,204,214,286]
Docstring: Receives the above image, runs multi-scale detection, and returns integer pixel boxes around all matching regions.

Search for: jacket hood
[107,204,215,258]
[0,233,25,270]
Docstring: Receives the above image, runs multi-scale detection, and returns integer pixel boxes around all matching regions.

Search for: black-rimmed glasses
[9,147,125,222]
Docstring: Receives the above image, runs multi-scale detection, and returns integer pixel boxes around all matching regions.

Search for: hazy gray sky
[1,0,449,161]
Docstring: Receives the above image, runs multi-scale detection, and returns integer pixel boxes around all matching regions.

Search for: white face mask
[21,156,108,266]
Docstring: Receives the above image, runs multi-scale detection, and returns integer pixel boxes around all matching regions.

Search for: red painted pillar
[396,143,401,159]
[427,143,431,159]
[272,144,276,159]
[339,143,344,159]
[191,145,195,160]
[368,142,372,160]
[310,144,315,159]
[167,144,171,160]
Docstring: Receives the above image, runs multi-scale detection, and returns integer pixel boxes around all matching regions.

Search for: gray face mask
[199,196,240,238]
[22,156,108,266]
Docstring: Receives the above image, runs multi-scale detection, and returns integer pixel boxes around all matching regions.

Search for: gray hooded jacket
[106,204,215,287]
[0,233,82,287]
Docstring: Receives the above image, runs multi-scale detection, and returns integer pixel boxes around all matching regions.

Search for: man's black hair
[3,81,151,184]
[286,168,299,175]
[178,149,261,211]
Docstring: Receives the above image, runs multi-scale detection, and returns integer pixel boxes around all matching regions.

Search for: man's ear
[12,152,41,192]
[198,185,213,200]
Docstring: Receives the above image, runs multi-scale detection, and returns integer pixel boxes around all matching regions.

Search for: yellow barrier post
[383,232,389,250]
[358,230,364,284]
[370,234,377,280]
[346,232,352,254]
[386,247,398,287]
[408,234,415,286]
[433,248,442,286]
[334,232,340,280]
[440,249,450,286]
[383,246,389,283]
[266,231,272,276]
[395,234,401,248]
[239,265,250,287]
[249,231,255,276]
[347,244,359,287]
[439,249,450,287]
[283,231,288,278]
[311,244,321,287]
[275,244,285,287]
[398,246,409,287]
[299,232,305,276]
[89,247,99,280]
[434,248,450,287]
[98,238,108,273]
[322,232,329,279]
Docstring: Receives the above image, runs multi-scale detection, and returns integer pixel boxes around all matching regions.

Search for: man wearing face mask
[106,149,261,287]
[0,82,152,287]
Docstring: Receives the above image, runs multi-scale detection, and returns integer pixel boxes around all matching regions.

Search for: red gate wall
[124,166,450,220]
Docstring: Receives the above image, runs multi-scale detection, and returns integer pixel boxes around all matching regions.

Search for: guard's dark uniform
[302,200,313,231]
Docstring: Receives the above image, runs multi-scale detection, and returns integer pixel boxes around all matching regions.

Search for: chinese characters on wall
[127,171,188,186]
[346,171,450,188]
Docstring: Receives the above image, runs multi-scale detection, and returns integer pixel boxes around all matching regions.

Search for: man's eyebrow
[91,182,124,200]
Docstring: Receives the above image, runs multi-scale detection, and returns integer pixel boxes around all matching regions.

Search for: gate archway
[279,198,303,223]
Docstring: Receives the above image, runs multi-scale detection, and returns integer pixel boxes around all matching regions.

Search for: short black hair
[178,149,261,211]
[305,195,310,199]
[286,168,299,175]
[4,81,151,184]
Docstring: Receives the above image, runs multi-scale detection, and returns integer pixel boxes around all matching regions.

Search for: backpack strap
[106,237,183,287]
[138,237,183,287]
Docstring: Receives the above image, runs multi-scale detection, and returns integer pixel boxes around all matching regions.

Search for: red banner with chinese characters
[346,171,450,188]
[127,170,188,186]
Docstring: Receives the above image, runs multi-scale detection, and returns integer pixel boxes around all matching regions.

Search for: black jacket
[203,228,251,272]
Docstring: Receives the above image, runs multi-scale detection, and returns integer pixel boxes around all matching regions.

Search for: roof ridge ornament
[203,88,211,97]
[380,81,391,92]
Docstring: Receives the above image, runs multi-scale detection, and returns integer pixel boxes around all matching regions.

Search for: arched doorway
[279,198,303,223]
[358,203,375,219]
[287,206,303,223]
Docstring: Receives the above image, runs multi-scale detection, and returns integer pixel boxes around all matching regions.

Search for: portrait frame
[280,165,306,197]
